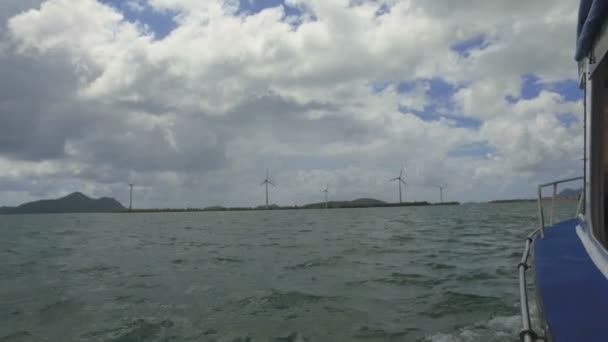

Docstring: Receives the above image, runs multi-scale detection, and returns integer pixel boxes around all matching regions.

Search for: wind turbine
[128,183,133,211]
[437,184,447,203]
[322,184,330,209]
[390,166,407,204]
[260,168,276,209]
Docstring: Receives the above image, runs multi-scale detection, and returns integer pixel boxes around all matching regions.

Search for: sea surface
[0,201,578,342]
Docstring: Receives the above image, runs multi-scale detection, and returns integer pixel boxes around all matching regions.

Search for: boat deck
[534,218,608,341]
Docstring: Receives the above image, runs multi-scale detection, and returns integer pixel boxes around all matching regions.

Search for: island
[489,187,583,204]
[0,193,461,214]
[127,198,460,213]
[0,192,125,214]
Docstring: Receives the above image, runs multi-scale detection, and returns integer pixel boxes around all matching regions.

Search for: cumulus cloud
[0,0,583,207]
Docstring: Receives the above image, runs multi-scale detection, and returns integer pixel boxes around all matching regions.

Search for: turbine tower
[129,183,133,211]
[260,168,276,209]
[322,184,330,209]
[390,165,407,204]
[437,184,447,203]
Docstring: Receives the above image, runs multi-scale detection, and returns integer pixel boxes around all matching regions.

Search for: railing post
[538,187,545,238]
[550,183,557,226]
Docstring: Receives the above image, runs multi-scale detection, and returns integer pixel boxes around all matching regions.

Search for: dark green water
[0,201,578,341]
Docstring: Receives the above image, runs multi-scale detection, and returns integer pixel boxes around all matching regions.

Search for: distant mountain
[203,205,226,211]
[0,206,16,214]
[302,198,388,209]
[255,204,281,209]
[1,192,125,214]
[557,187,583,198]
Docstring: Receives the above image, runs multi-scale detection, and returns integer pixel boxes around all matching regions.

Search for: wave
[390,235,415,243]
[422,315,520,342]
[80,318,174,342]
[355,325,416,339]
[424,291,512,318]
[215,256,244,263]
[238,289,337,311]
[0,331,33,342]
[427,262,456,270]
[285,256,342,270]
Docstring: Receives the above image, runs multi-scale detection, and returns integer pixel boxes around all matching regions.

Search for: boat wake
[423,315,521,342]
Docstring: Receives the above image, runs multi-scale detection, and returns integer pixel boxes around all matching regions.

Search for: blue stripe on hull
[534,218,608,341]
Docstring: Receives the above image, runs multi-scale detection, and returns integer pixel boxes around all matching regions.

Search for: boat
[518,1,608,341]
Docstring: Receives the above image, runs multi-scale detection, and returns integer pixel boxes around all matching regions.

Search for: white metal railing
[518,229,540,342]
[518,176,583,341]
[537,176,584,238]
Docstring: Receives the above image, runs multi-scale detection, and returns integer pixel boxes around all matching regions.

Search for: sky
[0,0,584,208]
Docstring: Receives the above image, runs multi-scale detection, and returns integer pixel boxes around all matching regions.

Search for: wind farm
[122,165,459,213]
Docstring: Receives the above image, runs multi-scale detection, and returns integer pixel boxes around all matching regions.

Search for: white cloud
[0,0,584,207]
[126,0,146,12]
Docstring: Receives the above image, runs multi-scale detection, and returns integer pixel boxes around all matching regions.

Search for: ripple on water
[238,289,337,312]
[285,256,342,270]
[273,332,309,342]
[390,235,415,243]
[354,325,415,340]
[55,229,78,236]
[39,298,82,316]
[422,315,520,342]
[75,264,119,275]
[0,331,34,342]
[81,319,174,342]
[451,271,496,282]
[425,291,511,318]
[379,272,439,287]
[215,256,244,263]
[364,245,403,255]
[427,262,456,270]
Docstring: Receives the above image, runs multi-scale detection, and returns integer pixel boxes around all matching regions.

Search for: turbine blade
[400,179,406,185]
[390,177,399,181]
[400,165,403,178]
[260,180,266,186]
[269,181,276,187]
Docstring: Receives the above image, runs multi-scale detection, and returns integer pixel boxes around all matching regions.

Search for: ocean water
[0,201,578,342]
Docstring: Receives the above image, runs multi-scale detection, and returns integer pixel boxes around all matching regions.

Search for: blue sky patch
[513,74,582,103]
[451,35,488,57]
[449,116,482,129]
[547,79,583,102]
[402,107,437,121]
[390,77,480,129]
[426,78,459,98]
[98,0,176,40]
[505,95,518,104]
[237,0,302,17]
[369,80,391,93]
[394,78,459,97]
[396,80,417,93]
[556,113,580,128]
[375,2,391,17]
[520,74,543,100]
[448,141,495,158]
[400,107,482,130]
